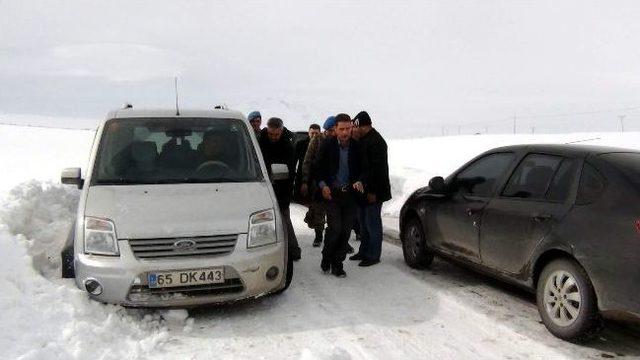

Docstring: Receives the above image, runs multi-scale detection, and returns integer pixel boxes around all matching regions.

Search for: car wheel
[274,251,294,295]
[536,258,602,342]
[402,217,434,269]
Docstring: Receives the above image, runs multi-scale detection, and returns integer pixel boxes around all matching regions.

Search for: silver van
[61,108,292,306]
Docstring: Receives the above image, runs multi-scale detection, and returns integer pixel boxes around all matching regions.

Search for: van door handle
[532,213,552,222]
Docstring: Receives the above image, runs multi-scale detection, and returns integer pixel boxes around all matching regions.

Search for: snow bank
[0,228,173,359]
[0,180,195,359]
[1,181,79,277]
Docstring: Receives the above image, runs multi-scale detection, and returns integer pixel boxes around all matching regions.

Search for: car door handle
[532,213,552,222]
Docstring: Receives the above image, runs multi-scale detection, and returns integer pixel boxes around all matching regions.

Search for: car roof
[487,143,640,157]
[105,108,245,122]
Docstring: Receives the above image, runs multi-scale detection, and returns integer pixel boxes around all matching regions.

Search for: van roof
[105,108,246,121]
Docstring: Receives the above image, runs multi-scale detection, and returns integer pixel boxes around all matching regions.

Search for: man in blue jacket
[315,113,364,277]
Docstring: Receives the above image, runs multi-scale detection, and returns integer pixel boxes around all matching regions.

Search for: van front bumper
[74,234,286,307]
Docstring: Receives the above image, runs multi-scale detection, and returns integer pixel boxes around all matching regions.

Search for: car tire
[402,217,434,269]
[536,258,602,342]
[274,249,294,295]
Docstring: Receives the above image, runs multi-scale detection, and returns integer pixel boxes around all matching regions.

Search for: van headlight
[247,209,277,248]
[84,217,119,256]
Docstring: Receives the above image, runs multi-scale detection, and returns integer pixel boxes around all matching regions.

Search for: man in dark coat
[316,113,364,277]
[258,117,301,261]
[349,111,391,267]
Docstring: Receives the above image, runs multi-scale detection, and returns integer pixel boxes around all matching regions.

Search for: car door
[433,152,516,262]
[479,153,580,275]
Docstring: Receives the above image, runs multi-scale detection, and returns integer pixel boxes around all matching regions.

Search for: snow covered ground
[1,122,640,359]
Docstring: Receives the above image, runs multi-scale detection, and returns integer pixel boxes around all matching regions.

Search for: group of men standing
[248,110,391,279]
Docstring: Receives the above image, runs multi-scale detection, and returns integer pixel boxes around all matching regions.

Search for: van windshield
[92,118,263,185]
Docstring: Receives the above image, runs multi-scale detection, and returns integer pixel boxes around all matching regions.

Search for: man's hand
[322,186,332,201]
[367,193,377,204]
[300,183,308,197]
[353,181,365,193]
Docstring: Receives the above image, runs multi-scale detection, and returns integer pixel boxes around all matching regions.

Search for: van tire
[61,223,76,278]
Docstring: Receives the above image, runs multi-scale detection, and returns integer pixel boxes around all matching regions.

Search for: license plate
[148,268,225,289]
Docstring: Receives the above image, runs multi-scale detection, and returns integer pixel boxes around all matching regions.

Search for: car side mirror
[61,168,83,189]
[270,164,289,181]
[428,176,446,193]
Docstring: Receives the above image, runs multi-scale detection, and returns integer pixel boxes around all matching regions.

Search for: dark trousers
[322,191,357,269]
[357,202,383,261]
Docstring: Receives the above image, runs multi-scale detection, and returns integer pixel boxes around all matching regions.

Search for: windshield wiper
[94,178,144,185]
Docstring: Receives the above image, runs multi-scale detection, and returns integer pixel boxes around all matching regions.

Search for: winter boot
[313,228,323,247]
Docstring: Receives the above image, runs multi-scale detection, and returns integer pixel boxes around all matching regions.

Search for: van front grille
[128,235,238,259]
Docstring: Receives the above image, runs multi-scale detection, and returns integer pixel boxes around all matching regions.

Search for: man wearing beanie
[349,111,391,267]
[316,113,365,278]
[300,116,336,247]
[247,111,262,136]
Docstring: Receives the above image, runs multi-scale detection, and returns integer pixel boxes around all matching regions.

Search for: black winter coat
[316,137,363,192]
[293,137,310,200]
[359,128,392,202]
[258,128,295,207]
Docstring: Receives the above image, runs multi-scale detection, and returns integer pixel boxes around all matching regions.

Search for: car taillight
[634,219,640,234]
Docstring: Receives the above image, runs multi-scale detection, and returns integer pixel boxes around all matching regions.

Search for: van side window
[502,154,562,200]
[453,152,515,197]
[576,163,606,205]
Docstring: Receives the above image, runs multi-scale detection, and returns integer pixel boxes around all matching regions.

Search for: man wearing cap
[258,117,302,261]
[316,114,364,278]
[247,111,262,137]
[349,111,391,267]
[300,116,336,247]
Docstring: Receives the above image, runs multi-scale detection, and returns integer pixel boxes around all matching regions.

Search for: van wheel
[536,258,602,342]
[402,217,434,269]
[274,253,293,295]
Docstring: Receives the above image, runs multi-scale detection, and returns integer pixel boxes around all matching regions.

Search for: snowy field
[1,122,640,359]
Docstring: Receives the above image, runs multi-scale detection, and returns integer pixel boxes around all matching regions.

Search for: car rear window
[576,163,606,205]
[600,152,640,188]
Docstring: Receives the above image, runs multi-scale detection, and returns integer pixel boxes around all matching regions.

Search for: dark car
[400,144,640,342]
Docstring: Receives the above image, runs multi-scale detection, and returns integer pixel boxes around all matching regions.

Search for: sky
[1,0,640,138]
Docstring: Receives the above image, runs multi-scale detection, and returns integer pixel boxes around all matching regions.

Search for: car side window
[576,163,606,205]
[547,159,578,202]
[502,154,563,200]
[453,152,515,197]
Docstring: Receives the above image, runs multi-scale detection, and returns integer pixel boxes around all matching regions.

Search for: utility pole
[513,115,517,134]
[531,126,535,134]
[619,115,626,132]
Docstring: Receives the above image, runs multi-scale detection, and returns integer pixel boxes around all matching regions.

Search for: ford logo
[173,239,196,251]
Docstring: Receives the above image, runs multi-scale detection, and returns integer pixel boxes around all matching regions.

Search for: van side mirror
[428,176,446,193]
[270,164,289,181]
[61,168,83,189]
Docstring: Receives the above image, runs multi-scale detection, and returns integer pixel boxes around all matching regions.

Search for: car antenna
[174,76,180,116]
